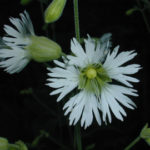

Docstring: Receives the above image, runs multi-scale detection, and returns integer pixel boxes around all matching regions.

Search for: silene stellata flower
[47,34,141,129]
[0,11,62,74]
[0,11,34,74]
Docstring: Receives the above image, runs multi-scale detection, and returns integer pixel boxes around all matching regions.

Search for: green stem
[40,1,49,36]
[31,90,57,117]
[31,134,43,148]
[51,23,56,41]
[140,10,150,33]
[40,0,44,18]
[47,134,70,150]
[73,0,82,149]
[74,124,82,150]
[73,0,80,41]
[136,0,150,33]
[124,136,141,150]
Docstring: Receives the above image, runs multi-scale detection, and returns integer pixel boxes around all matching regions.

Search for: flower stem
[140,10,150,33]
[73,1,82,149]
[31,90,57,117]
[39,1,49,36]
[124,136,141,150]
[74,124,82,150]
[136,0,150,33]
[73,0,80,41]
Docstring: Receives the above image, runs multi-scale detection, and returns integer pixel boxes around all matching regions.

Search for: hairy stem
[73,0,82,150]
[73,0,80,41]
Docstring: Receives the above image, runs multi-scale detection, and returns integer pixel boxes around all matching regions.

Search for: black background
[0,0,149,149]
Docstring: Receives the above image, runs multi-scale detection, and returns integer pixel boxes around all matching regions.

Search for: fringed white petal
[63,91,101,129]
[103,46,141,87]
[3,11,34,46]
[0,47,30,74]
[100,84,137,123]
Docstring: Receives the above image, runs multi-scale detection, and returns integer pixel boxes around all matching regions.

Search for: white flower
[0,11,34,74]
[47,35,141,129]
[0,11,62,74]
[3,10,35,47]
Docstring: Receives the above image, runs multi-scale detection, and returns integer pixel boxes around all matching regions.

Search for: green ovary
[78,64,112,96]
[86,68,97,79]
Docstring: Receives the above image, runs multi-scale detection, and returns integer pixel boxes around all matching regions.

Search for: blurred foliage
[85,144,95,150]
[126,7,138,16]
[37,0,49,4]
[140,123,150,146]
[20,0,32,5]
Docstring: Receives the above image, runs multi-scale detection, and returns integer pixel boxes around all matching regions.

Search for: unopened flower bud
[27,36,62,62]
[0,137,9,150]
[44,0,67,23]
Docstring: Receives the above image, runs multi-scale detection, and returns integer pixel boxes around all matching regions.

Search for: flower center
[78,64,111,96]
[86,68,97,79]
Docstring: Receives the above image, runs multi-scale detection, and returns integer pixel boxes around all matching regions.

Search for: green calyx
[140,123,150,146]
[26,36,62,62]
[141,123,150,139]
[78,64,111,96]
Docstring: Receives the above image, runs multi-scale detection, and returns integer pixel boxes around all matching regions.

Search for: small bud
[0,137,9,150]
[44,0,67,23]
[27,36,62,62]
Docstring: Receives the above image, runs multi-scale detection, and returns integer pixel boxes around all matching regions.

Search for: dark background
[0,0,149,149]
